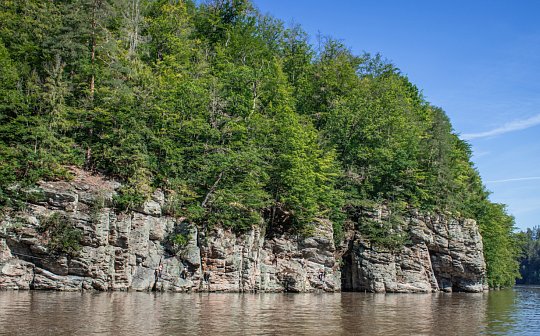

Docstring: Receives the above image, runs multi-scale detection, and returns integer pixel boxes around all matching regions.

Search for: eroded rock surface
[0,169,486,292]
[340,209,487,293]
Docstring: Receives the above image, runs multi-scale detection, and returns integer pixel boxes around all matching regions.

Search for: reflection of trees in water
[485,289,519,335]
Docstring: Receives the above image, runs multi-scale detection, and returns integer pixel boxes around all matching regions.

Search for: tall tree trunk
[128,0,141,55]
[201,172,224,208]
[87,0,103,168]
[89,18,95,97]
[90,0,102,99]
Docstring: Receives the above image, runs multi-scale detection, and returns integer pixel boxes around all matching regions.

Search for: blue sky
[253,0,540,230]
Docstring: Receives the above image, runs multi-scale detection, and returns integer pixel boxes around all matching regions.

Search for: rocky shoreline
[0,169,487,293]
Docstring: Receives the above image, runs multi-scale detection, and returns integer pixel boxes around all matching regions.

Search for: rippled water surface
[1,286,539,335]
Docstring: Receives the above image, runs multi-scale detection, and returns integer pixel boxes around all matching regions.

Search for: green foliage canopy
[0,0,521,287]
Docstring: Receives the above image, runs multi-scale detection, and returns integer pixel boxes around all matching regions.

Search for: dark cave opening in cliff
[340,240,359,292]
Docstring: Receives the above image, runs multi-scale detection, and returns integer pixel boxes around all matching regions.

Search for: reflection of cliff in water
[3,289,540,335]
[338,292,489,335]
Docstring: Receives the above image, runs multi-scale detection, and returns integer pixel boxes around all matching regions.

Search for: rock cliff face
[340,209,487,293]
[0,169,487,292]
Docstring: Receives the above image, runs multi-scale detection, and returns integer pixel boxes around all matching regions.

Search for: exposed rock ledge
[0,168,487,292]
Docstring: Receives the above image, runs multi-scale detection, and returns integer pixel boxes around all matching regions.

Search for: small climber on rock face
[202,268,211,291]
[318,268,326,281]
[180,266,188,279]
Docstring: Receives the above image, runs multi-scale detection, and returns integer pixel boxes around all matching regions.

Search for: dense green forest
[518,226,540,284]
[0,0,521,287]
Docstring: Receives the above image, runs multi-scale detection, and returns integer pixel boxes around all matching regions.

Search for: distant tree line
[517,226,540,284]
[0,0,521,287]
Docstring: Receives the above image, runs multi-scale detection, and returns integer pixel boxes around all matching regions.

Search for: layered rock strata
[340,209,487,293]
[0,169,486,292]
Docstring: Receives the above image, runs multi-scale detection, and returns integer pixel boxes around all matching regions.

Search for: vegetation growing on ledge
[0,0,521,287]
[38,212,83,256]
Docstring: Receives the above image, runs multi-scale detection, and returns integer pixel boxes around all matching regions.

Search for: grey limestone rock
[0,168,487,293]
[340,210,487,293]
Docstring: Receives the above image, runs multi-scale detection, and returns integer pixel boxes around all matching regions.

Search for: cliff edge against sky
[0,0,520,289]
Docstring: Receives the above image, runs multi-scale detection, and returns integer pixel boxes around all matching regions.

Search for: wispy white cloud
[462,113,540,140]
[486,177,540,184]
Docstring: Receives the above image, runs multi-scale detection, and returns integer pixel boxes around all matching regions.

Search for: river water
[0,286,539,335]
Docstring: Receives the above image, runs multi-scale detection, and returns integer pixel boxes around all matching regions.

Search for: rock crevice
[1,169,486,292]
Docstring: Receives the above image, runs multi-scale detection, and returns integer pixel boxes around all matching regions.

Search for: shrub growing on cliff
[354,204,411,251]
[166,226,192,255]
[38,213,83,256]
[0,0,522,287]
